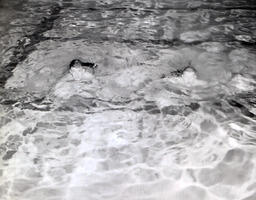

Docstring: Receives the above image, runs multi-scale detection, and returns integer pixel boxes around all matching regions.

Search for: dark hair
[69,59,98,70]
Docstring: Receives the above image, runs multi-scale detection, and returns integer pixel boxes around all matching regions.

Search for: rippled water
[1,0,256,200]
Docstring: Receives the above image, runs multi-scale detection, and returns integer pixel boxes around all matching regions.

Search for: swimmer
[69,59,98,81]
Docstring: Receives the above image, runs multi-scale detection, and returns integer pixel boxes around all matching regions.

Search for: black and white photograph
[0,0,256,199]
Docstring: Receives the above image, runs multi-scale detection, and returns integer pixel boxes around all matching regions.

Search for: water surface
[0,0,256,200]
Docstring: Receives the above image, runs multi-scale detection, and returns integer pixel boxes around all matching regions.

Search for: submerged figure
[69,59,97,81]
[163,62,205,86]
[169,62,197,78]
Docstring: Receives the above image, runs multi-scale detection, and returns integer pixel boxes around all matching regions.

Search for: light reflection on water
[0,0,256,200]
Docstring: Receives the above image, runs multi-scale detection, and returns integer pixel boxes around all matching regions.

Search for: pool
[0,0,256,199]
